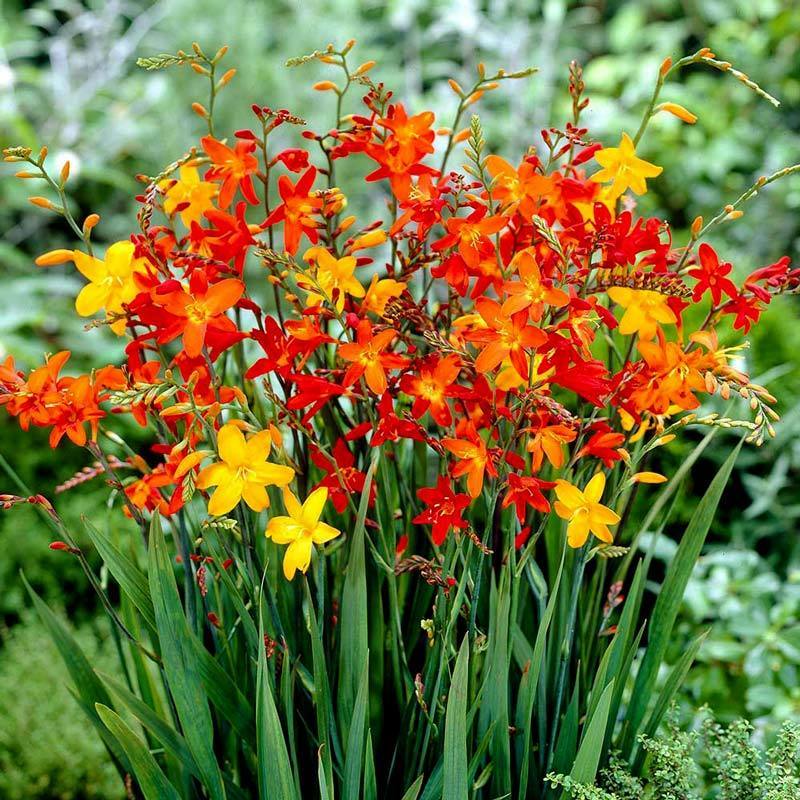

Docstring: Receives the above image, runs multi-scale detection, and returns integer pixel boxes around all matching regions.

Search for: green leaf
[338,455,378,743]
[571,680,614,784]
[623,442,742,753]
[343,652,370,800]
[633,629,709,771]
[148,514,226,800]
[443,636,470,800]
[401,775,425,800]
[364,730,378,800]
[478,573,511,795]
[83,518,156,631]
[23,574,130,774]
[517,551,565,793]
[96,704,181,800]
[257,613,297,800]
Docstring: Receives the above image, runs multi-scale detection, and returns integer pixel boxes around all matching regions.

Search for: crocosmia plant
[2,40,798,799]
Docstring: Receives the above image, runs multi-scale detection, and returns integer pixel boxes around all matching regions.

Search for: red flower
[688,243,737,305]
[400,354,461,427]
[501,473,554,523]
[263,166,322,255]
[311,439,374,513]
[413,476,471,545]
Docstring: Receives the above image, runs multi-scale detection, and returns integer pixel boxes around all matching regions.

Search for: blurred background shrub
[1,0,798,794]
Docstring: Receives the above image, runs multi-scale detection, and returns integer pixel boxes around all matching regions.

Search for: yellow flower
[302,247,365,312]
[591,133,663,198]
[607,287,676,341]
[73,241,149,334]
[554,473,620,548]
[197,423,295,516]
[363,274,406,315]
[160,165,218,227]
[266,487,341,580]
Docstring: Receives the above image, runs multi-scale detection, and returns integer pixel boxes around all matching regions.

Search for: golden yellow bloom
[266,487,341,580]
[363,274,406,316]
[591,132,663,198]
[302,247,365,312]
[197,423,294,516]
[73,242,150,334]
[160,165,218,227]
[554,473,620,548]
[607,287,676,341]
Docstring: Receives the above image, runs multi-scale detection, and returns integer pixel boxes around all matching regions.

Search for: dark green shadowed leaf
[96,704,181,800]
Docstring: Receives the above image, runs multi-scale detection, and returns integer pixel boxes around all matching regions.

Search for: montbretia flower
[591,132,663,198]
[160,165,218,226]
[339,320,409,395]
[71,242,150,334]
[266,487,341,580]
[554,473,620,548]
[197,423,294,516]
[201,135,259,208]
[443,431,497,498]
[302,247,365,312]
[413,476,470,545]
[607,287,676,341]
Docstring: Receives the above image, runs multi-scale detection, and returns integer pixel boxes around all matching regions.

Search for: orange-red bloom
[202,135,259,209]
[339,320,409,395]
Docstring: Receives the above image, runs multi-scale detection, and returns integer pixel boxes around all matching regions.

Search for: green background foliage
[0,0,798,796]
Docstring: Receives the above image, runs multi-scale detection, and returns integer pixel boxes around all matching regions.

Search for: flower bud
[35,249,74,266]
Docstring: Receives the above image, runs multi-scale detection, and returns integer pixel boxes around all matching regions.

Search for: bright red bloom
[689,243,737,305]
[413,476,471,545]
[311,438,374,513]
[501,473,554,523]
[202,135,259,208]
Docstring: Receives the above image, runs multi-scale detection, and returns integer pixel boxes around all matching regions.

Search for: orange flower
[154,275,244,357]
[526,415,577,471]
[201,135,259,209]
[503,248,569,320]
[338,320,409,395]
[400,354,461,426]
[484,155,553,218]
[443,430,496,498]
[432,208,506,268]
[264,166,322,255]
[466,297,546,380]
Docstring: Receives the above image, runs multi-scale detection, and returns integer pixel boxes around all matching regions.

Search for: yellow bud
[14,171,37,179]
[338,215,357,232]
[448,79,464,96]
[691,216,703,237]
[191,102,208,118]
[313,80,339,92]
[191,62,209,75]
[269,424,283,447]
[35,249,75,266]
[726,209,744,221]
[452,128,471,144]
[351,229,387,251]
[659,102,697,124]
[29,196,53,209]
[654,434,676,447]
[631,471,668,484]
[354,60,376,75]
[83,213,100,232]
[59,160,71,183]
[464,90,484,106]
[343,39,356,54]
[218,68,236,86]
